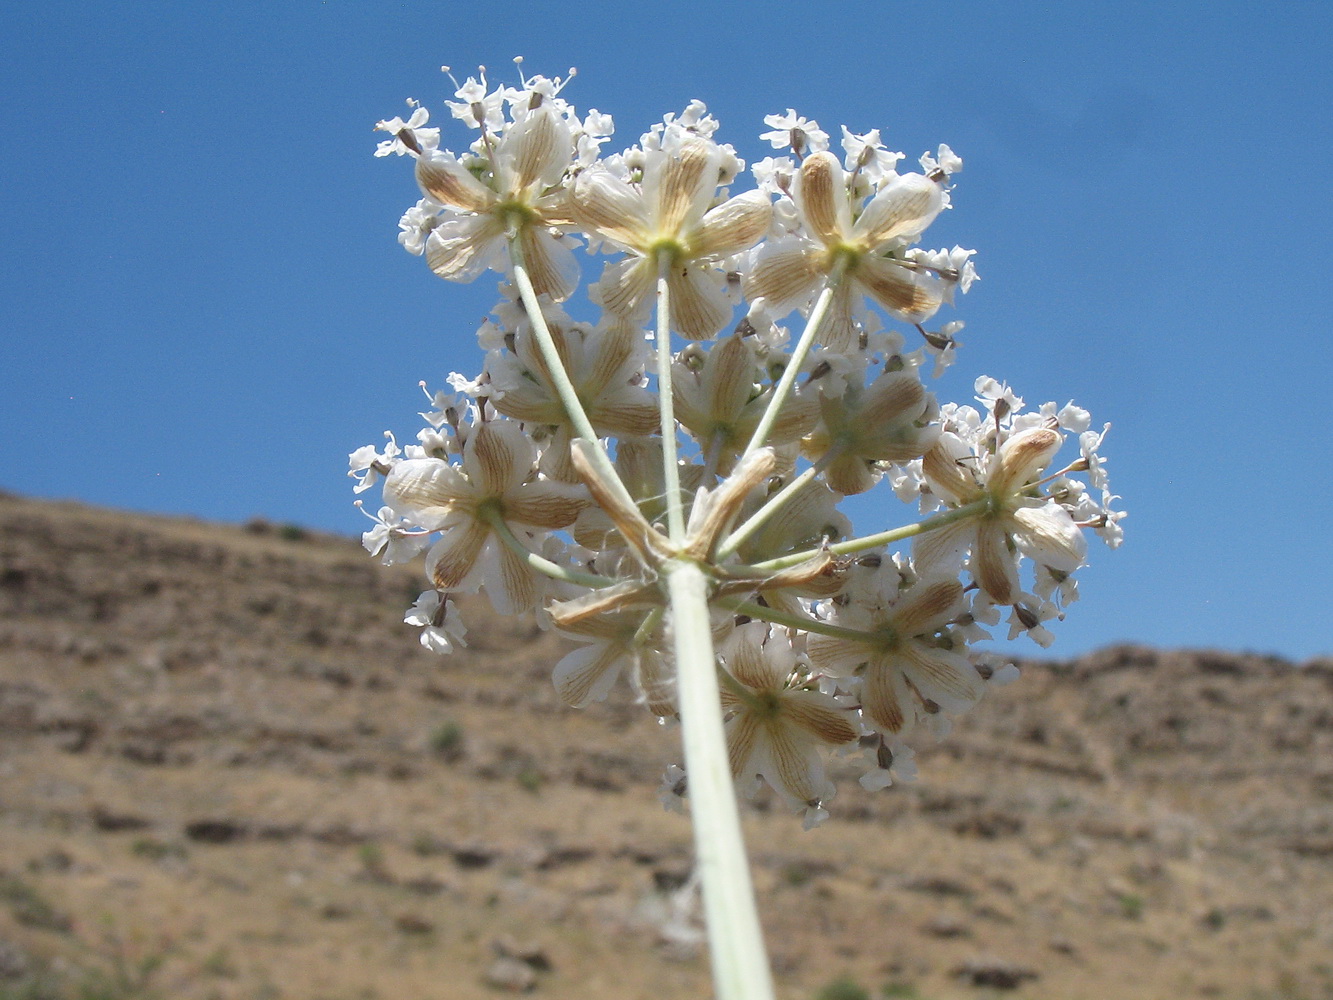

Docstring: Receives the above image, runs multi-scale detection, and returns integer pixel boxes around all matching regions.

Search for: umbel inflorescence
[352,63,1124,829]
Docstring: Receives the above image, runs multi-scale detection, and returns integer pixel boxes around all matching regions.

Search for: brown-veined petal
[822,451,878,496]
[921,435,979,506]
[592,256,655,324]
[572,168,651,248]
[425,215,506,284]
[972,519,1019,605]
[891,578,965,637]
[500,106,572,195]
[503,480,588,529]
[552,641,626,708]
[648,140,720,237]
[691,190,772,261]
[813,279,860,354]
[912,517,975,575]
[783,691,860,746]
[761,720,822,803]
[1011,501,1087,571]
[668,265,734,341]
[481,529,544,615]
[415,152,494,213]
[855,256,944,324]
[425,519,490,591]
[726,709,764,779]
[517,224,579,302]
[805,632,870,678]
[795,151,851,246]
[726,631,778,691]
[743,236,825,317]
[465,420,533,497]
[384,458,476,528]
[861,662,911,735]
[898,642,985,715]
[992,427,1062,497]
[852,173,944,249]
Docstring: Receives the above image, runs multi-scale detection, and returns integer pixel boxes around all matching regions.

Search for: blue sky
[2,2,1330,660]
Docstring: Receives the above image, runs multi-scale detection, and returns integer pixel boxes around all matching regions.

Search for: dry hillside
[0,491,1330,1000]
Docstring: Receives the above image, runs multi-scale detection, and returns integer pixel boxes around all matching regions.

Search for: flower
[414,103,581,300]
[745,150,950,352]
[806,567,984,738]
[573,135,771,339]
[917,417,1087,605]
[719,623,859,826]
[383,420,587,615]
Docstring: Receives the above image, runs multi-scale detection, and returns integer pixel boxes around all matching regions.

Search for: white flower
[374,105,439,157]
[760,110,829,154]
[404,590,468,655]
[745,151,950,352]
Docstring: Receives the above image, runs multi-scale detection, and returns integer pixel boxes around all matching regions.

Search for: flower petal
[465,420,533,497]
[861,662,910,735]
[795,151,851,246]
[517,224,579,302]
[384,458,475,528]
[972,520,1019,604]
[480,528,544,615]
[669,265,734,341]
[500,106,571,194]
[898,642,985,715]
[425,215,506,284]
[504,480,588,529]
[852,173,944,249]
[693,190,772,261]
[572,168,651,248]
[1011,501,1087,571]
[891,578,965,636]
[425,519,489,591]
[415,152,494,213]
[855,256,944,324]
[592,256,655,324]
[649,140,720,237]
[552,641,625,708]
[783,691,859,746]
[992,427,1062,496]
[744,236,825,318]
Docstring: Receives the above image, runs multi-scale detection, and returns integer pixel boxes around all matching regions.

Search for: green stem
[738,498,989,574]
[507,231,641,522]
[664,558,775,1000]
[738,258,846,463]
[481,508,613,590]
[714,443,843,563]
[719,596,877,643]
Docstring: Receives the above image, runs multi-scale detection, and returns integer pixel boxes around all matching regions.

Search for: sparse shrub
[277,523,307,542]
[815,977,870,1000]
[429,720,465,762]
[516,765,544,794]
[1118,892,1145,920]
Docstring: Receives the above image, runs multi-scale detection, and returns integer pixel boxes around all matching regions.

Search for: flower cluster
[355,64,1123,828]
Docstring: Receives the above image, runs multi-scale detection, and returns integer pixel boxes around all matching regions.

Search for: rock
[484,956,537,992]
[953,956,1039,989]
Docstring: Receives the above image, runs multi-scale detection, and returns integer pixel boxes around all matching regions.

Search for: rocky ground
[0,491,1331,1000]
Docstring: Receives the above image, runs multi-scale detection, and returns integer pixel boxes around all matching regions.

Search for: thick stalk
[665,558,775,1000]
[654,256,686,542]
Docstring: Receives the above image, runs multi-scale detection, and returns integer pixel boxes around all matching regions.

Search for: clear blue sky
[2,2,1329,660]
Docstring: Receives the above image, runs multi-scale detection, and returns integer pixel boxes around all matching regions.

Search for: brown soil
[0,491,1330,1000]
